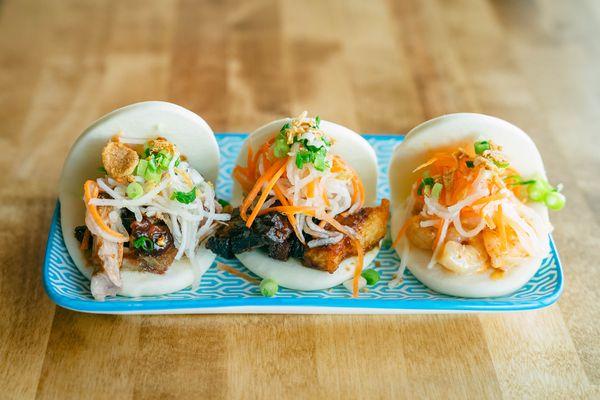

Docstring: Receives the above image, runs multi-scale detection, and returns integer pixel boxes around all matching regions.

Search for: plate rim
[43,133,564,314]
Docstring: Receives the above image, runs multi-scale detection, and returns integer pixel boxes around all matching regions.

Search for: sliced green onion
[494,160,510,169]
[466,160,474,168]
[259,278,278,297]
[545,191,565,211]
[280,122,291,133]
[418,177,435,195]
[144,169,162,183]
[217,199,230,207]
[157,150,172,169]
[135,159,148,177]
[314,115,321,128]
[133,236,153,253]
[361,269,380,285]
[313,148,328,171]
[147,157,158,172]
[295,149,312,169]
[126,182,144,199]
[171,187,197,204]
[474,140,490,155]
[430,182,443,200]
[97,166,107,174]
[527,180,548,202]
[273,136,290,158]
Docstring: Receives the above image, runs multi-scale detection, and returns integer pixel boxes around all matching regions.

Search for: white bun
[232,117,380,290]
[59,101,219,297]
[389,113,549,298]
[237,245,380,291]
[231,119,378,206]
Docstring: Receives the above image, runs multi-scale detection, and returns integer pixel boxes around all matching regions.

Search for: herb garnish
[171,187,197,204]
[133,236,154,253]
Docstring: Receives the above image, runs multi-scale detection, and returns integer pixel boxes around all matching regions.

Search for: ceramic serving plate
[43,134,563,314]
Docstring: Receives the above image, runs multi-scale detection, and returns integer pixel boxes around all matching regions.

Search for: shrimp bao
[389,113,556,298]
[206,112,389,297]
[59,101,229,300]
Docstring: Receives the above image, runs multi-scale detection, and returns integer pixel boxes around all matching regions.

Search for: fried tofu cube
[101,141,139,179]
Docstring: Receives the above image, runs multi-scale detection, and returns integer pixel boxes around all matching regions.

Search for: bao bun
[232,118,380,291]
[389,113,550,298]
[59,101,219,297]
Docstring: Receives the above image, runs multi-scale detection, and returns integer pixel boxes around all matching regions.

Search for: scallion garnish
[280,122,291,133]
[273,136,290,158]
[545,191,566,211]
[126,182,144,199]
[417,177,435,196]
[171,187,197,204]
[474,140,490,155]
[134,159,148,177]
[430,182,443,200]
[217,199,230,207]
[133,236,154,253]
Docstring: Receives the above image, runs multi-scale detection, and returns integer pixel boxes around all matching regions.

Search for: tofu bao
[388,113,565,298]
[59,102,229,300]
[206,112,389,297]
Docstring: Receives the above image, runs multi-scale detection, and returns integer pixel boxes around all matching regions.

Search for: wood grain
[0,0,598,398]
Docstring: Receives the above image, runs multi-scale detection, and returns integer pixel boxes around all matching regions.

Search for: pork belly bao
[207,112,389,297]
[75,137,229,300]
[60,117,229,301]
[389,113,564,298]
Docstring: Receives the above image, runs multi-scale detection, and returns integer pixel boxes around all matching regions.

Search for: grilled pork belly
[207,199,389,274]
[75,209,179,298]
[303,199,389,273]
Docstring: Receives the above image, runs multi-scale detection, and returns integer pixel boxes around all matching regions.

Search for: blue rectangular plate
[43,134,563,314]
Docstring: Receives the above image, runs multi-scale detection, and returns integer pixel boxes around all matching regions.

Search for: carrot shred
[240,158,287,220]
[331,156,344,173]
[306,179,317,198]
[246,159,289,228]
[83,180,127,240]
[273,184,303,241]
[392,215,415,249]
[352,240,364,298]
[320,215,363,297]
[246,146,255,180]
[322,191,330,207]
[217,262,260,284]
[472,193,505,207]
[233,166,253,193]
[412,157,437,173]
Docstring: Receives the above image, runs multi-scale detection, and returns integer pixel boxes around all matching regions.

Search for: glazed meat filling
[206,208,305,261]
[75,209,176,274]
[207,200,390,274]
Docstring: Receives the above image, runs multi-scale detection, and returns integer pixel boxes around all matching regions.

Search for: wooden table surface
[1,0,598,398]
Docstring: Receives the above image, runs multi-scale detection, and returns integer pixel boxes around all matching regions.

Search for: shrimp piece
[438,239,488,274]
[406,217,435,250]
[482,228,528,270]
[407,217,462,250]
